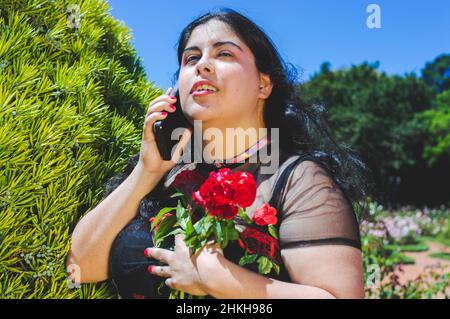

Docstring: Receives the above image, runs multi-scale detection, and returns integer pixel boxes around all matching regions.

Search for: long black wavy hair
[104,8,374,214]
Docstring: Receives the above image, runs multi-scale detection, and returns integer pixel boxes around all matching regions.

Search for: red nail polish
[143,249,148,257]
[169,95,176,100]
[147,265,153,273]
[170,105,176,110]
[161,112,167,116]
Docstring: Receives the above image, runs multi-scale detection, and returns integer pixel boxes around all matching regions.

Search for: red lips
[190,80,219,94]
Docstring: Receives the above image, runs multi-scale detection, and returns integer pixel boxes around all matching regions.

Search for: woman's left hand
[144,234,220,296]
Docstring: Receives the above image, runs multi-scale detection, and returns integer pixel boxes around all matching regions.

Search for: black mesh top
[106,137,361,299]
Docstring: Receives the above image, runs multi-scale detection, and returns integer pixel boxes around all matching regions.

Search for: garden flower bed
[361,202,450,298]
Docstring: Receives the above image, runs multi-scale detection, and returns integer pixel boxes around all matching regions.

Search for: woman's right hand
[139,87,192,176]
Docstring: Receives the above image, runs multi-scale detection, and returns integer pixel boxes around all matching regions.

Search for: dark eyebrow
[183,41,243,53]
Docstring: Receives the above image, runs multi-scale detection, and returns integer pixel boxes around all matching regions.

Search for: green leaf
[178,218,187,231]
[228,226,239,241]
[193,216,206,235]
[186,215,214,252]
[191,238,208,255]
[257,256,273,274]
[176,200,189,230]
[170,192,185,198]
[151,207,176,232]
[184,233,200,248]
[239,253,258,266]
[184,217,195,237]
[201,216,213,237]
[222,222,231,248]
[176,200,187,220]
[268,225,278,239]
[272,262,280,275]
[157,282,166,295]
[238,207,252,224]
[165,228,184,238]
[214,221,222,244]
[171,192,188,207]
[153,215,177,246]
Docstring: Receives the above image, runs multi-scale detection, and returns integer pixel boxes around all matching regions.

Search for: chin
[185,103,212,118]
[189,113,213,124]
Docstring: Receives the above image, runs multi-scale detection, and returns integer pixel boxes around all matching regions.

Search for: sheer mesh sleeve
[278,159,361,250]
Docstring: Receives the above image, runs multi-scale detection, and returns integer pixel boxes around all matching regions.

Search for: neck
[201,121,267,162]
[195,101,267,163]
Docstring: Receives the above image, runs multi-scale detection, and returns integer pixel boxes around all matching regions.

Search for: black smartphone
[152,83,193,161]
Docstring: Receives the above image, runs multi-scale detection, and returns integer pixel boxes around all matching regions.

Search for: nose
[195,56,214,75]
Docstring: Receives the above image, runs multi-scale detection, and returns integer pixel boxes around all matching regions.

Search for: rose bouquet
[149,167,281,299]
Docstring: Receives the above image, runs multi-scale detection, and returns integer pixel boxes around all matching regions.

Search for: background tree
[418,89,450,163]
[421,54,450,94]
[300,61,450,207]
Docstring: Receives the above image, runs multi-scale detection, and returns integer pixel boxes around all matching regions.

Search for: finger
[147,87,176,111]
[171,128,192,164]
[147,96,177,113]
[142,111,169,142]
[175,233,187,249]
[149,265,172,278]
[165,278,176,290]
[146,100,176,117]
[145,247,173,264]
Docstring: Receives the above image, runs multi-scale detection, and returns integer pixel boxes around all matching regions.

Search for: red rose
[240,227,281,263]
[252,203,277,226]
[172,169,206,197]
[192,168,256,220]
[232,171,257,207]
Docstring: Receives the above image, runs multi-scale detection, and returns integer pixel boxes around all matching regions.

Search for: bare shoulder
[281,244,365,298]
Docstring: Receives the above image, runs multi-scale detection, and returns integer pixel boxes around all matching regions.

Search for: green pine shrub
[0,0,163,298]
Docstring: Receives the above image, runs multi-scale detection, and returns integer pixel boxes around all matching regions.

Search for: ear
[258,73,273,99]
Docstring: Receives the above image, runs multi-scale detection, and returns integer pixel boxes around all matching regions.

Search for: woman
[67,8,371,299]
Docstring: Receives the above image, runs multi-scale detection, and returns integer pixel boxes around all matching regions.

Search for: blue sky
[106,0,450,90]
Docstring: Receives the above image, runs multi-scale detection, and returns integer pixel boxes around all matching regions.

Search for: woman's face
[178,19,272,131]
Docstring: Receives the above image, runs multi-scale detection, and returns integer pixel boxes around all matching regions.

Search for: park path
[394,241,450,298]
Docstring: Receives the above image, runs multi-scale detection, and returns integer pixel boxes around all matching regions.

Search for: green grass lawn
[418,236,450,248]
[414,237,450,261]
[385,243,429,252]
[428,252,450,261]
[388,253,415,265]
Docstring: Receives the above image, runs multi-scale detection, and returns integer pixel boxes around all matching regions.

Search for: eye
[185,55,199,64]
[184,52,232,65]
[219,51,232,57]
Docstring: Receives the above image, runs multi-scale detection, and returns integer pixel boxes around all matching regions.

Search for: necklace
[211,134,271,168]
[163,134,271,189]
